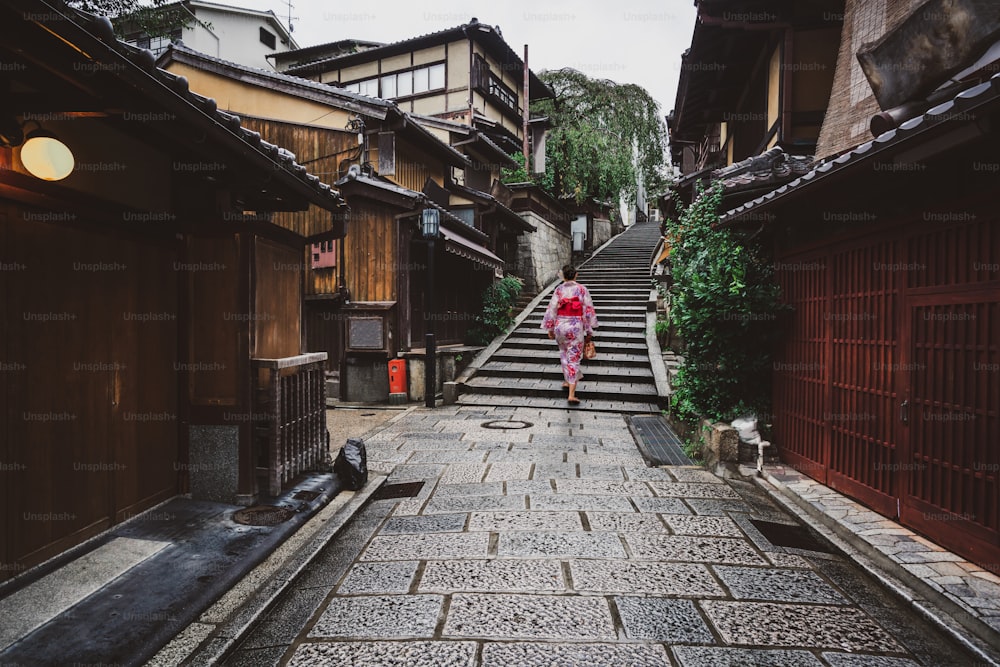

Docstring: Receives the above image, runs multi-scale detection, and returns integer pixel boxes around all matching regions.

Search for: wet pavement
[226,404,981,666]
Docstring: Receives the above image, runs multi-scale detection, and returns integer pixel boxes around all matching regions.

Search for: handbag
[583,339,597,360]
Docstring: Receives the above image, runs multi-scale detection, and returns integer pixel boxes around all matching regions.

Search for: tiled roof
[40,1,347,212]
[720,72,1000,225]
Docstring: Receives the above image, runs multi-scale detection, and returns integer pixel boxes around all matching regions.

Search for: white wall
[188,7,296,70]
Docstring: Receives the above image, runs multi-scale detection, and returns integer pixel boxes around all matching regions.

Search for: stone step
[490,348,651,366]
[479,361,653,381]
[520,318,646,331]
[463,375,659,401]
[512,328,645,341]
[455,392,660,414]
[500,335,646,350]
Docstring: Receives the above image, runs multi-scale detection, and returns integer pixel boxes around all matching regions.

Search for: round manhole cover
[232,506,295,526]
[481,419,534,430]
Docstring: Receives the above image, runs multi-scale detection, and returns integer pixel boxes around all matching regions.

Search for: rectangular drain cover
[749,519,836,554]
[371,481,425,500]
[630,415,694,466]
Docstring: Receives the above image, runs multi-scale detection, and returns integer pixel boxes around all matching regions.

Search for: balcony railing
[252,353,329,496]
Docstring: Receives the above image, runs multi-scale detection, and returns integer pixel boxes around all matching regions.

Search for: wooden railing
[252,353,329,496]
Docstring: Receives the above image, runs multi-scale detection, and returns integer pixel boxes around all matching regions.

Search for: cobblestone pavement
[230,405,978,666]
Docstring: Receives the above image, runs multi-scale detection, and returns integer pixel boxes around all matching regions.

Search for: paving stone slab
[423,495,526,514]
[664,466,726,484]
[624,467,676,481]
[380,513,468,534]
[398,439,472,451]
[432,482,505,497]
[484,462,532,481]
[700,601,906,652]
[765,552,813,568]
[462,430,533,442]
[337,561,420,594]
[529,493,635,512]
[438,464,489,485]
[554,480,653,496]
[531,463,578,479]
[631,496,693,515]
[487,451,567,463]
[685,498,754,515]
[361,533,491,560]
[504,480,557,495]
[468,511,582,532]
[584,511,667,533]
[567,453,648,465]
[614,597,715,642]
[672,646,824,667]
[513,440,588,452]
[406,450,489,464]
[288,640,477,666]
[498,531,627,559]
[308,595,443,638]
[712,565,849,605]
[821,654,922,667]
[419,559,565,593]
[443,593,616,640]
[626,535,767,565]
[570,560,725,596]
[481,642,670,667]
[389,463,447,481]
[530,434,601,445]
[649,482,743,499]
[664,515,744,537]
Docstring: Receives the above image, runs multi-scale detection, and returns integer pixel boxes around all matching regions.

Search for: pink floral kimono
[541,281,598,385]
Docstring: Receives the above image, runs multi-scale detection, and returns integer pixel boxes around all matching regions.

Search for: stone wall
[592,217,612,249]
[515,210,571,294]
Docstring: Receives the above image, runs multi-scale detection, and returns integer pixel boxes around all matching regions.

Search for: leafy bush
[663,182,786,423]
[467,276,524,345]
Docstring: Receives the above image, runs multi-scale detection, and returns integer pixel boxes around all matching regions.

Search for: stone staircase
[458,221,664,413]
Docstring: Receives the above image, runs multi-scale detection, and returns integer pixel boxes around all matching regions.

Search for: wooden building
[671,0,1000,571]
[159,45,507,400]
[0,0,345,579]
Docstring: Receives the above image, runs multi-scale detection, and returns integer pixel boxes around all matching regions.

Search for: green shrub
[467,276,524,345]
[663,182,787,423]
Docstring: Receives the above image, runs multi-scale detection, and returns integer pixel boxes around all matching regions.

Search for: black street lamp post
[421,207,440,408]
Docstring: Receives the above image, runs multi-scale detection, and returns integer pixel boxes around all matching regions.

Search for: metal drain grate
[371,481,425,500]
[630,415,693,466]
[481,420,534,430]
[232,506,296,526]
[749,519,836,554]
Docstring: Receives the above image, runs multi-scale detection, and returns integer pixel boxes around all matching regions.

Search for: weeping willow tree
[533,68,668,206]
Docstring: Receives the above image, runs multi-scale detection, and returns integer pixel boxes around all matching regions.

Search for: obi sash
[556,296,583,316]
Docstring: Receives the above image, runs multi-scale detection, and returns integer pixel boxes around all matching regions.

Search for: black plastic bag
[334,437,368,490]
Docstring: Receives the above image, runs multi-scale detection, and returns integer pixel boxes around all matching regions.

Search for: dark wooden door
[2,206,180,578]
[900,291,1000,567]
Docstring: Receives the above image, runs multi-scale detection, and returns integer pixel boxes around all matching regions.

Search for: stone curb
[645,291,671,406]
[744,466,1000,667]
[148,473,389,666]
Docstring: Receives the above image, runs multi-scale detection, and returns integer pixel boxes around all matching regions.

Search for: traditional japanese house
[272,19,571,295]
[159,44,505,400]
[0,0,346,578]
[673,0,1000,575]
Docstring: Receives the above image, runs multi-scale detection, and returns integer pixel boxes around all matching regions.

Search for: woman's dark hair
[561,264,578,280]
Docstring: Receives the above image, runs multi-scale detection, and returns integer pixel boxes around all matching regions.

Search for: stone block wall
[592,217,612,249]
[515,210,571,294]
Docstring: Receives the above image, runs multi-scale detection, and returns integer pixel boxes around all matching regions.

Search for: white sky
[237,0,698,118]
